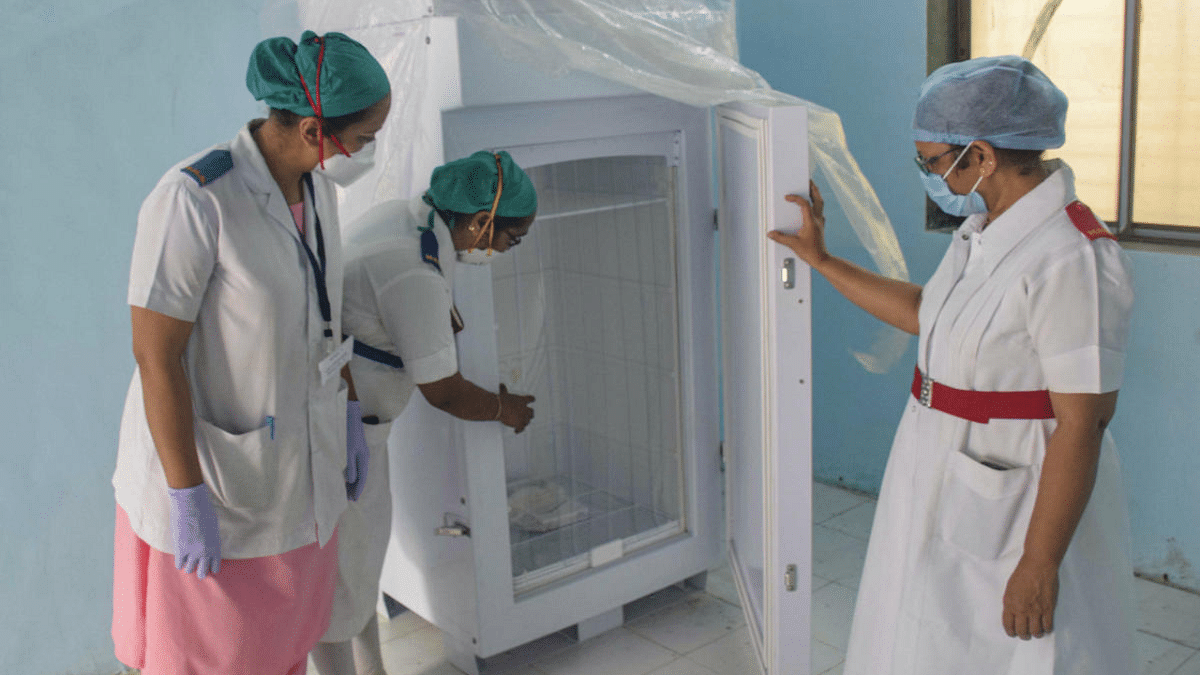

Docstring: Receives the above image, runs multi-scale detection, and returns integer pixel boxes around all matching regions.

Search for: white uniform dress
[843,161,1137,675]
[114,122,350,559]
[323,198,461,640]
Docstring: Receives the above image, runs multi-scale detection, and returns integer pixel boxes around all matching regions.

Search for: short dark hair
[268,106,376,139]
[948,144,1045,177]
[994,147,1045,176]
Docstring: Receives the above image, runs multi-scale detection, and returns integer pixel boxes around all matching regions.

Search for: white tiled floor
[305,481,1200,675]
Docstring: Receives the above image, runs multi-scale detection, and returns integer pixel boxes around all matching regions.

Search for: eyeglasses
[914,147,958,175]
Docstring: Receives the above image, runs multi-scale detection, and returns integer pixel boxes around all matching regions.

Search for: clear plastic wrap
[263,0,910,371]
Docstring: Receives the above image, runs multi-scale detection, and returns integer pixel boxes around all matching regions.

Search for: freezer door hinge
[669,132,682,167]
[435,512,471,537]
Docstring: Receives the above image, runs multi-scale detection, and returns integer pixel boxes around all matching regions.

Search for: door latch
[435,513,471,537]
[782,258,796,289]
[785,564,798,592]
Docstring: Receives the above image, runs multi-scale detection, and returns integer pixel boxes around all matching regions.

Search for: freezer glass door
[718,100,813,674]
[490,139,688,595]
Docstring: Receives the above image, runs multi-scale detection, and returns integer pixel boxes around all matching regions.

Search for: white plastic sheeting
[262,0,910,372]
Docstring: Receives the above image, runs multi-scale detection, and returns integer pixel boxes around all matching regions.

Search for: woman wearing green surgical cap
[309,151,538,675]
[771,56,1136,675]
[113,30,390,675]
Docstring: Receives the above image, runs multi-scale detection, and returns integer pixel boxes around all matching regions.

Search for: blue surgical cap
[913,55,1068,150]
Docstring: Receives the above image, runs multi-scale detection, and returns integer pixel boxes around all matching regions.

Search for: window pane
[972,0,1124,221]
[1133,0,1200,228]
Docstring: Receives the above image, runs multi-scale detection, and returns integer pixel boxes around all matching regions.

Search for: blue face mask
[919,143,987,216]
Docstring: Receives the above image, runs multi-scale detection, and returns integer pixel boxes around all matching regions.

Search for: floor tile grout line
[814,504,866,525]
[625,609,747,659]
[1139,627,1200,651]
[1169,649,1200,675]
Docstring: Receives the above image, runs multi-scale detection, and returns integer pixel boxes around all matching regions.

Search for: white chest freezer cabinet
[373,19,814,675]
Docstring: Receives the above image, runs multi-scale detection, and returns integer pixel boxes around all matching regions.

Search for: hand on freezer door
[167,483,222,579]
[345,400,370,501]
[496,384,535,434]
[767,180,829,268]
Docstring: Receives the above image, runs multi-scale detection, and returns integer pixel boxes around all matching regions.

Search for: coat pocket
[193,416,275,510]
[361,417,392,453]
[938,450,1038,560]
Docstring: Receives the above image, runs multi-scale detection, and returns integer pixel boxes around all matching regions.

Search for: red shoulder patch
[1065,201,1117,241]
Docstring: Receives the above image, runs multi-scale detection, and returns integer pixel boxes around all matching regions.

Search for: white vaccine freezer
[372,17,813,675]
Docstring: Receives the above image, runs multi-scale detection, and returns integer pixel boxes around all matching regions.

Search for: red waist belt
[911,366,1055,424]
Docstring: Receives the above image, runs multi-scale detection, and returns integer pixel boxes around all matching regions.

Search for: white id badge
[319,336,355,386]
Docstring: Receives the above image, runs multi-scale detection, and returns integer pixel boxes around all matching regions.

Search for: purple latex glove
[345,400,370,501]
[167,483,221,579]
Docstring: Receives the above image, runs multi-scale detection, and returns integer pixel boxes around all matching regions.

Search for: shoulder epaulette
[420,228,443,273]
[181,150,234,187]
[1065,201,1116,241]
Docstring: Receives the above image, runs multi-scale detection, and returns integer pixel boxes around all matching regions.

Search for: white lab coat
[322,198,461,640]
[114,123,350,559]
[843,162,1137,675]
[342,198,460,423]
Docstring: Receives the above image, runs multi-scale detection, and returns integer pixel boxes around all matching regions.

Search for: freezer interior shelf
[533,188,668,222]
[508,477,682,590]
[526,155,670,222]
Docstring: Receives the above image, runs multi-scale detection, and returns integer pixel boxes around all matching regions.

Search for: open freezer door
[717,99,813,674]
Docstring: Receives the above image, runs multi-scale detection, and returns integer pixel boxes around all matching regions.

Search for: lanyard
[423,207,464,332]
[300,173,333,338]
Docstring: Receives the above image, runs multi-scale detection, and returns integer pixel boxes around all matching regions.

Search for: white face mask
[319,140,376,186]
[456,248,497,265]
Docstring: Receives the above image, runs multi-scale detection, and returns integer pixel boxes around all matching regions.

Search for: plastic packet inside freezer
[508,478,590,533]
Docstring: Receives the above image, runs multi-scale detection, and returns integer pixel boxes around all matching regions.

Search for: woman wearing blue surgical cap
[112,31,390,675]
[770,56,1135,675]
[306,151,538,675]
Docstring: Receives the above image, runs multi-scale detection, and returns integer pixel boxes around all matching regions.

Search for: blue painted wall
[737,0,1200,589]
[5,1,1197,673]
[1113,251,1200,587]
[736,0,934,489]
[1,2,267,672]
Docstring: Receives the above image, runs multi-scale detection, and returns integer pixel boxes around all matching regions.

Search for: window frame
[929,0,1200,251]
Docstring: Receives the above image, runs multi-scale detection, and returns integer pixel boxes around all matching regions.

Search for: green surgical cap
[246,30,390,119]
[425,151,538,218]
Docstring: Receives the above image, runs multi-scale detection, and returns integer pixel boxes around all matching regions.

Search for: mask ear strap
[969,173,985,194]
[468,154,504,254]
[942,141,975,179]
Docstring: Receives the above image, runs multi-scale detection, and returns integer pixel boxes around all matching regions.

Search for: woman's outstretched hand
[767,180,829,268]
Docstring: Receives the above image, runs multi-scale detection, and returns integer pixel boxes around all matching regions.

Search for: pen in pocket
[266,415,275,440]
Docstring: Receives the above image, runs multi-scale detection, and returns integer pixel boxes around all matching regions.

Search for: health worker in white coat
[112,31,390,675]
[310,150,537,675]
[769,56,1136,675]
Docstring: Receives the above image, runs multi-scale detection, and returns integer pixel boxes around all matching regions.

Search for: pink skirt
[112,506,338,675]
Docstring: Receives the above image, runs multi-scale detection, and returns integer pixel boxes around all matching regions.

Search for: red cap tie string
[296,35,352,170]
[467,154,505,256]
